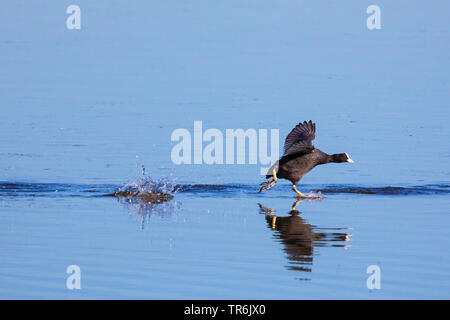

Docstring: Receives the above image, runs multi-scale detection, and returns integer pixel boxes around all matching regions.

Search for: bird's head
[332,152,355,163]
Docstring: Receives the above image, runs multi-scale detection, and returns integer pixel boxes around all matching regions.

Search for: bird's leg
[271,216,277,230]
[260,168,277,185]
[291,199,303,211]
[292,184,305,197]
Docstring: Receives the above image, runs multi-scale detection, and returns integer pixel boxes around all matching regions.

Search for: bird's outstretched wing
[283,120,316,156]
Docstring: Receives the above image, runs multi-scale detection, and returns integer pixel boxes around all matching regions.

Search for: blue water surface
[0,1,449,299]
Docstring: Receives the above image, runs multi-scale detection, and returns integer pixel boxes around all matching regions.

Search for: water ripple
[0,181,448,198]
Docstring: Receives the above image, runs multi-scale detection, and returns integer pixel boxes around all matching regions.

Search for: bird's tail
[258,179,277,193]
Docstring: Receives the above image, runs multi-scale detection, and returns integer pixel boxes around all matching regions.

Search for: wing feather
[283,120,316,156]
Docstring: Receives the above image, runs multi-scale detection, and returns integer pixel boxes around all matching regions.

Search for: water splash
[110,170,180,228]
[109,168,177,203]
[114,193,180,230]
[298,191,324,200]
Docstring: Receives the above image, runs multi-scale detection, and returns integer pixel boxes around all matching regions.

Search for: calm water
[1,1,449,299]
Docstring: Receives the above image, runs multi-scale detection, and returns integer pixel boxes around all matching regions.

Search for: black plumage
[258,203,350,273]
[259,120,354,196]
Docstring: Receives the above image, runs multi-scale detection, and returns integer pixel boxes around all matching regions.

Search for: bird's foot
[259,179,276,192]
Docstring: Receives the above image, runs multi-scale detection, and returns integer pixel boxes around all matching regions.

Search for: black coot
[259,120,354,196]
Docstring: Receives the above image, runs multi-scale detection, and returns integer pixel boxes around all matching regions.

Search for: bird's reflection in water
[115,195,179,230]
[258,200,351,278]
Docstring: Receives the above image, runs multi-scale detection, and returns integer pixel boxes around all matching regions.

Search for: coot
[259,120,354,196]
